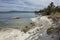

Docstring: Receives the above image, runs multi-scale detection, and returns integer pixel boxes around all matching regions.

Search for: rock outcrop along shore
[0,16,56,40]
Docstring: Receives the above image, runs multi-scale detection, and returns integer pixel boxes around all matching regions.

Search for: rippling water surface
[0,13,35,28]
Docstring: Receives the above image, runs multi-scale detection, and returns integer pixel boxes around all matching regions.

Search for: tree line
[35,2,60,15]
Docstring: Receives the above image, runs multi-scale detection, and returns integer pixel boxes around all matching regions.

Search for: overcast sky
[0,0,60,11]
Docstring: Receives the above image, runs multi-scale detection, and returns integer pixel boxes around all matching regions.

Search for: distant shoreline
[0,11,35,13]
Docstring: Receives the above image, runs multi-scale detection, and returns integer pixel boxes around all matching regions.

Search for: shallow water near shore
[0,13,35,28]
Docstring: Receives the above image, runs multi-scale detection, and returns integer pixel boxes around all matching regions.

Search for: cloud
[0,0,60,11]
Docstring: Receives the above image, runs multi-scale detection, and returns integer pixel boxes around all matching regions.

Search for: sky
[0,0,60,11]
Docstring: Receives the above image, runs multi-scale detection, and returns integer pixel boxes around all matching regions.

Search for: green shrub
[21,26,31,33]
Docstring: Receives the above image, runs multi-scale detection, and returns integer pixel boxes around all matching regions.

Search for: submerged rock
[11,16,20,19]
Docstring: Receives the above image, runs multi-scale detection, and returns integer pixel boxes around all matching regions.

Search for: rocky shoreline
[0,16,56,40]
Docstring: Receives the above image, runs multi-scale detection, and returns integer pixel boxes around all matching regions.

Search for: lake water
[0,13,35,28]
[0,13,35,19]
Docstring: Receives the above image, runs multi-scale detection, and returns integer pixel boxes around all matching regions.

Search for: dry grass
[54,12,60,18]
